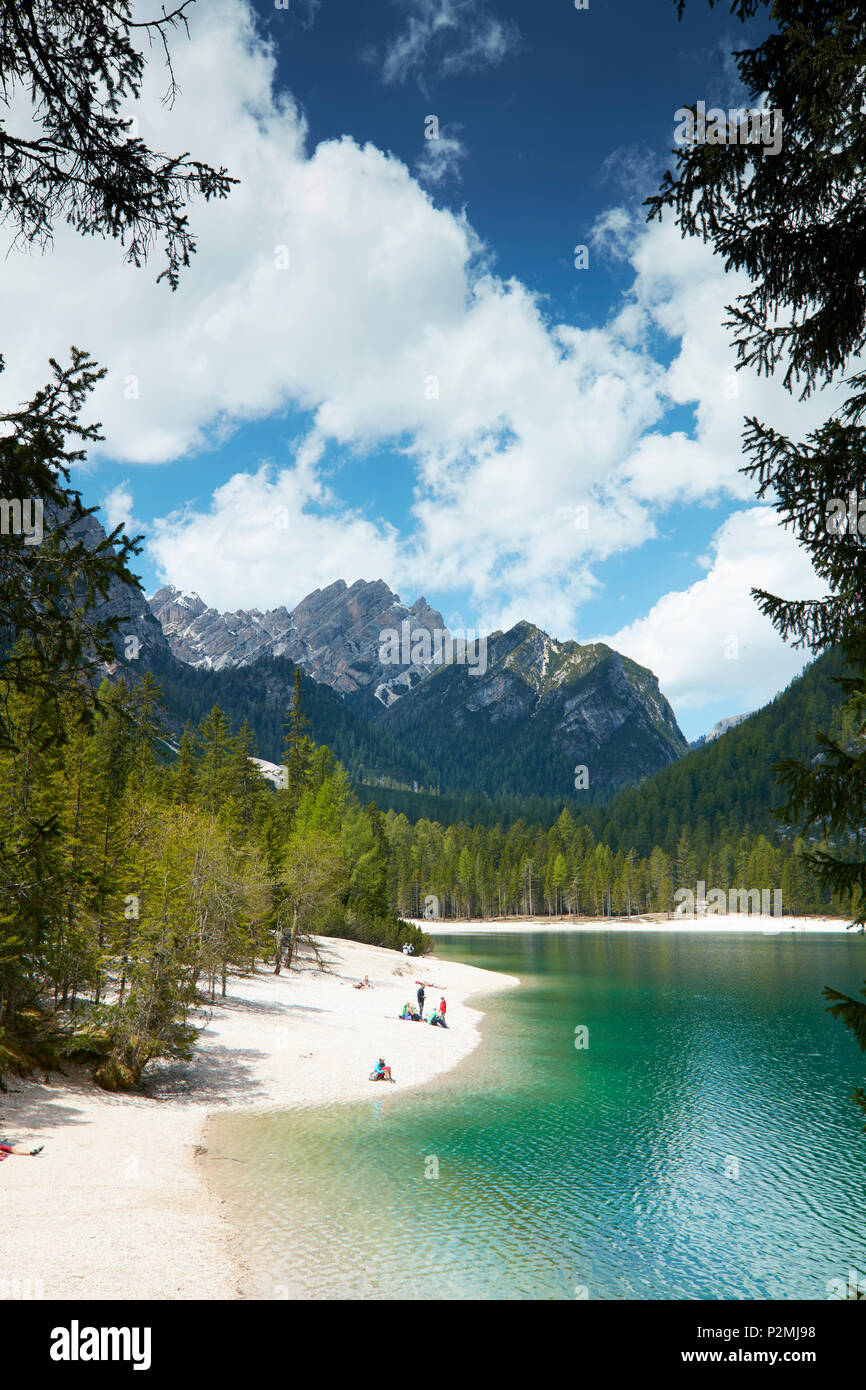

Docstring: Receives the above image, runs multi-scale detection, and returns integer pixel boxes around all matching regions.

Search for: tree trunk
[285,908,299,972]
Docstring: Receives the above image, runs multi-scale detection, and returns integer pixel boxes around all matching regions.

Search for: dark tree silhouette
[0,349,143,751]
[0,1,238,750]
[654,0,866,1122]
[0,0,236,287]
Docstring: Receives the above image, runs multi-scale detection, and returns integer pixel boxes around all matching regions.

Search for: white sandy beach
[417,913,859,935]
[0,938,517,1301]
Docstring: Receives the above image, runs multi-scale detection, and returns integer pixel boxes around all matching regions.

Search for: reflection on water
[206,931,866,1300]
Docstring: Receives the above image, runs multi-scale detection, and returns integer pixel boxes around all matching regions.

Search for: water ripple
[209,932,866,1300]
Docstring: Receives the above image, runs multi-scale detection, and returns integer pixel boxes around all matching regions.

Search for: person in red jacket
[439,996,447,1019]
[0,1140,43,1160]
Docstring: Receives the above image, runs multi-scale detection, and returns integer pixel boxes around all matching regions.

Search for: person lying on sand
[0,1141,44,1160]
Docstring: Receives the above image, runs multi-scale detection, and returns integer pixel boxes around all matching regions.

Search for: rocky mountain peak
[690,710,755,750]
[147,577,449,703]
[377,612,688,797]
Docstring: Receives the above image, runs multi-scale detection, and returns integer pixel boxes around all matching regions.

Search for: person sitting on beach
[0,1140,44,1161]
[399,1003,414,1020]
[353,975,371,990]
[370,1057,394,1082]
[428,1012,447,1028]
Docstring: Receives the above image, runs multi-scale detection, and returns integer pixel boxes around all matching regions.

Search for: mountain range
[148,579,449,710]
[144,578,688,800]
[69,511,844,833]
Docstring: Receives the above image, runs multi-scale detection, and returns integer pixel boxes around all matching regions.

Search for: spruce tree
[653,0,866,1119]
[282,668,312,808]
[0,359,144,754]
[0,0,235,287]
[0,1,236,750]
[174,726,198,806]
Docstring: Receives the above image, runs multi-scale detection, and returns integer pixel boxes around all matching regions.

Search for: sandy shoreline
[0,938,517,1301]
[417,913,859,935]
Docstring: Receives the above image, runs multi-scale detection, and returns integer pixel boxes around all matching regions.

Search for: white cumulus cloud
[603,508,828,715]
[0,0,845,714]
[100,482,143,539]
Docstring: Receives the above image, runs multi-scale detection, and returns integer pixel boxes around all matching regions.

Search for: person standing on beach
[417,982,425,1017]
[439,996,447,1021]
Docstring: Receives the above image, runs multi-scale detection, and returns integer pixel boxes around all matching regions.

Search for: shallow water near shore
[206,930,866,1300]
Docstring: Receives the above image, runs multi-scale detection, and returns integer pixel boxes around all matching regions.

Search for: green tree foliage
[653,0,866,1120]
[147,647,435,793]
[0,0,235,287]
[0,669,426,1088]
[655,1,866,398]
[0,0,236,753]
[0,0,239,1075]
[379,804,836,924]
[150,638,848,837]
[0,0,237,743]
[591,650,845,857]
[0,353,145,753]
[283,667,312,807]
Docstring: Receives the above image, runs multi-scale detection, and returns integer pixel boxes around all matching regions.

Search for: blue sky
[2,0,832,739]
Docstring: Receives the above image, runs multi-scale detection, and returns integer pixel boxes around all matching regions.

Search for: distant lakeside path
[0,938,517,1301]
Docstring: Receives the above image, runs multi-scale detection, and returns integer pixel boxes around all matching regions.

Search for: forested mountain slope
[144,647,434,790]
[594,649,847,858]
[376,621,688,800]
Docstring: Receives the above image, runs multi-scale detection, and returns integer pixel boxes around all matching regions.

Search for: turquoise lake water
[206,930,866,1300]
